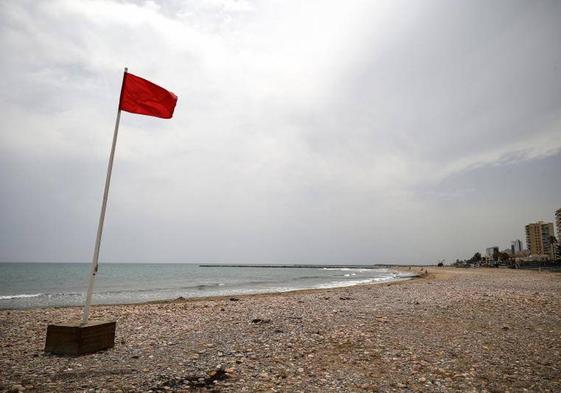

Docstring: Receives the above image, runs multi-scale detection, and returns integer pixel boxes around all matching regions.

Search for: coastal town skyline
[471,207,560,264]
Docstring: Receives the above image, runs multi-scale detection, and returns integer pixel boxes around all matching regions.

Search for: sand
[1,267,560,392]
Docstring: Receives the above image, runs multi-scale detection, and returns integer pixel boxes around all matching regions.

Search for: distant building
[525,221,555,260]
[555,208,561,237]
[555,208,561,259]
[511,239,523,254]
[551,237,559,261]
[486,246,499,260]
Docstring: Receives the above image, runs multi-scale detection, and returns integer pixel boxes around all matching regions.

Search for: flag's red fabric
[119,73,177,119]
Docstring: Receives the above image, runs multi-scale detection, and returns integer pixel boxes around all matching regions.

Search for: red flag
[119,72,178,119]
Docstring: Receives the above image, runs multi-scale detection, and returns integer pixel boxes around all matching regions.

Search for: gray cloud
[1,0,560,264]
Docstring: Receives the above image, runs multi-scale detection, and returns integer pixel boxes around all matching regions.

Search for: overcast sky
[1,0,560,264]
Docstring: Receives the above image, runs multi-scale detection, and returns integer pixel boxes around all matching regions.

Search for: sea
[0,263,414,309]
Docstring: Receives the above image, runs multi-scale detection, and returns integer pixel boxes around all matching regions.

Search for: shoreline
[3,267,559,392]
[142,272,421,306]
[0,269,421,312]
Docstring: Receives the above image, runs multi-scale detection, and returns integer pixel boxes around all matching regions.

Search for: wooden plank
[45,320,116,355]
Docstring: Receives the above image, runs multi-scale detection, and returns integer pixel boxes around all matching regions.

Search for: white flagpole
[81,67,128,325]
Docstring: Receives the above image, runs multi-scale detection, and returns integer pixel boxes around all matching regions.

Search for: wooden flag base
[45,320,116,355]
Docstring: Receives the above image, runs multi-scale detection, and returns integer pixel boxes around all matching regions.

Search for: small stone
[251,318,271,324]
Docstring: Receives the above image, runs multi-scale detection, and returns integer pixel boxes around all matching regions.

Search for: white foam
[314,275,402,289]
[0,293,43,300]
[322,268,373,272]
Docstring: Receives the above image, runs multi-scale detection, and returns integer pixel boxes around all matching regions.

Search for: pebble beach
[1,267,560,392]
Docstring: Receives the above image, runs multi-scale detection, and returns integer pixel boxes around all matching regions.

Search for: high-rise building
[555,208,561,242]
[555,208,561,259]
[511,239,523,254]
[486,246,499,259]
[525,221,555,259]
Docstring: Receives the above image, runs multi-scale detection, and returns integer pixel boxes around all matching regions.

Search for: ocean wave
[194,283,225,290]
[315,276,397,289]
[90,283,229,296]
[322,268,374,272]
[289,275,326,281]
[43,281,269,299]
[0,293,44,300]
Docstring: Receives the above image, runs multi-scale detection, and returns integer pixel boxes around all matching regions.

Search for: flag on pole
[81,68,178,327]
[119,72,178,119]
